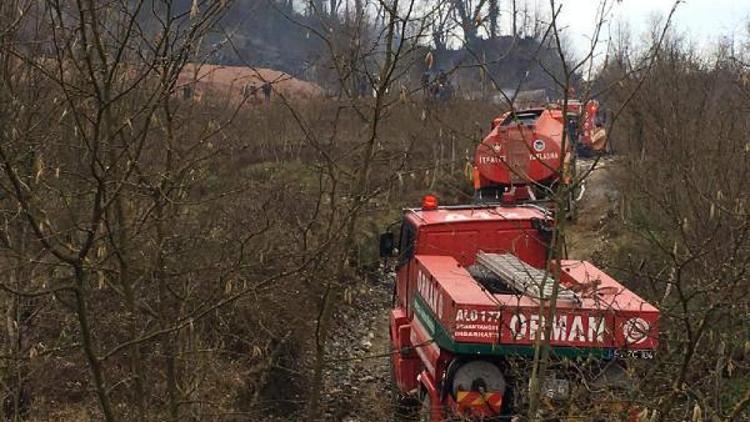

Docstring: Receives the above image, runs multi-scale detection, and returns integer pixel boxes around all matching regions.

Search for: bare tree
[488,0,499,39]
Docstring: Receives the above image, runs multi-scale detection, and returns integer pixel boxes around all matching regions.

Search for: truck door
[396,221,417,313]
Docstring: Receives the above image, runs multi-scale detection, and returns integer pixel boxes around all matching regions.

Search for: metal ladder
[475,251,580,303]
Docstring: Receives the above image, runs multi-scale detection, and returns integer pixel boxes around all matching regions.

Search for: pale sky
[554,0,750,59]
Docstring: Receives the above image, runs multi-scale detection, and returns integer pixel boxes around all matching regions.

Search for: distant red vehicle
[473,99,605,202]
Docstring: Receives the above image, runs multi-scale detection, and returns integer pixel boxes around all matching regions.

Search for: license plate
[613,349,655,360]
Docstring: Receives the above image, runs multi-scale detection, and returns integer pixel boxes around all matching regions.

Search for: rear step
[475,252,581,304]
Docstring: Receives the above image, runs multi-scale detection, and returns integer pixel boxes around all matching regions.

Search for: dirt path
[322,270,395,421]
[567,157,621,261]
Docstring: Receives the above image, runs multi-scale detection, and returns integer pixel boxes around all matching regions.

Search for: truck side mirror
[379,232,395,258]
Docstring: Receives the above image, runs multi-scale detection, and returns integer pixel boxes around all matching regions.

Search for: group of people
[243,81,273,104]
[421,70,453,102]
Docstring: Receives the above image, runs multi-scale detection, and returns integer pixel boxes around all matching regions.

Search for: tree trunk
[488,0,499,39]
[74,265,116,422]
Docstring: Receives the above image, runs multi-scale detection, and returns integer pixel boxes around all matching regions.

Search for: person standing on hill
[262,82,272,104]
[421,72,430,96]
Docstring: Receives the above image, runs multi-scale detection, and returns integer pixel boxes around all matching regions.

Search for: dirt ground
[566,156,622,261]
[321,270,395,421]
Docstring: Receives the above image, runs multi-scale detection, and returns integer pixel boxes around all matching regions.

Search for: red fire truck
[380,105,656,420]
[473,99,606,202]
